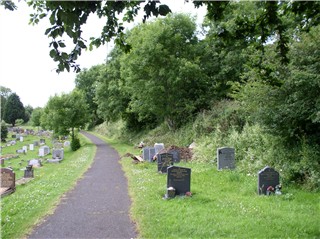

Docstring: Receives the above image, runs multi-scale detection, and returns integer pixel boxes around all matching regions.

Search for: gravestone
[217,147,235,170]
[64,141,71,147]
[154,143,165,154]
[40,139,45,144]
[20,136,24,142]
[0,168,16,196]
[157,153,174,173]
[167,166,191,196]
[28,159,42,167]
[143,147,156,162]
[168,149,181,163]
[29,144,34,151]
[16,149,25,154]
[34,141,39,147]
[22,146,28,153]
[52,149,64,160]
[10,140,16,146]
[24,165,34,178]
[258,166,280,195]
[39,146,50,157]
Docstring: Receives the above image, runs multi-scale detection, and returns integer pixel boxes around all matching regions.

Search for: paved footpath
[28,131,137,239]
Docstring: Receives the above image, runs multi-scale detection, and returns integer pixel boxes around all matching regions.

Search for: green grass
[93,133,320,239]
[1,133,96,239]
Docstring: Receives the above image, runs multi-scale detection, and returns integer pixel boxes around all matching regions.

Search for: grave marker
[143,147,156,162]
[157,153,174,173]
[154,143,165,154]
[167,166,191,196]
[24,165,34,178]
[168,149,181,163]
[258,166,280,195]
[217,147,235,170]
[52,149,64,160]
[0,168,16,196]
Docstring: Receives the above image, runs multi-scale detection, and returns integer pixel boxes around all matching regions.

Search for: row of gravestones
[148,145,280,198]
[0,141,70,197]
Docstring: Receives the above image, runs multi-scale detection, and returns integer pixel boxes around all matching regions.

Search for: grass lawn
[94,133,320,239]
[1,132,96,239]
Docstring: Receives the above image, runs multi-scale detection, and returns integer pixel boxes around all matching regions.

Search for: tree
[41,90,89,141]
[2,1,319,72]
[23,105,33,123]
[121,13,210,129]
[3,92,25,126]
[30,107,43,128]
[75,65,104,128]
[0,86,12,120]
[1,121,8,142]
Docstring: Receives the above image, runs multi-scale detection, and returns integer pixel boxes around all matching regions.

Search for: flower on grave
[267,186,274,192]
[185,191,192,197]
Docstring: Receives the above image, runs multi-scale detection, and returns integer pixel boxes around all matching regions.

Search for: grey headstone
[28,159,42,167]
[217,147,235,170]
[157,153,174,173]
[143,147,156,162]
[52,149,64,160]
[154,143,165,154]
[167,166,191,196]
[258,166,280,195]
[64,141,71,147]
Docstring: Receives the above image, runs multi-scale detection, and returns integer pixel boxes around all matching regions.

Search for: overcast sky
[0,1,206,108]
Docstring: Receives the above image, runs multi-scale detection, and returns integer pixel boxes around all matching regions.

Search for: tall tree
[121,13,210,129]
[3,92,25,126]
[0,86,12,120]
[75,65,104,128]
[41,90,89,139]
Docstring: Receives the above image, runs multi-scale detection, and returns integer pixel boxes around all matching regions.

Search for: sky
[0,1,206,108]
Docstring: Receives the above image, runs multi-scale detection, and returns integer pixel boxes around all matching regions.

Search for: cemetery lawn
[1,134,96,239]
[94,133,320,239]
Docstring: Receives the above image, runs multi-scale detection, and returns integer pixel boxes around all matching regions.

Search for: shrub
[71,136,81,151]
[1,122,8,142]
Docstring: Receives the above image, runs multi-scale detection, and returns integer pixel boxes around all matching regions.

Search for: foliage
[0,86,12,120]
[41,90,89,139]
[3,92,25,126]
[30,107,43,127]
[1,121,8,141]
[19,1,171,73]
[71,136,81,151]
[75,65,104,128]
[121,13,211,130]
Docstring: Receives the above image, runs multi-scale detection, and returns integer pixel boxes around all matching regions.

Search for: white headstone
[29,144,34,151]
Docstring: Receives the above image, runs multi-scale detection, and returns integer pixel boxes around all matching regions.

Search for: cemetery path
[28,131,137,239]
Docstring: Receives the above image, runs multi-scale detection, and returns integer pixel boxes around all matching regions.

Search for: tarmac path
[28,131,137,239]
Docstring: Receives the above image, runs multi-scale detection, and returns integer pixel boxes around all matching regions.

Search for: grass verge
[1,133,96,239]
[93,132,320,238]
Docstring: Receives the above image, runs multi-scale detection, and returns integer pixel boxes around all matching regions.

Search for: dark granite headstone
[24,165,34,178]
[217,147,235,170]
[157,153,174,173]
[258,166,280,195]
[168,149,180,163]
[143,147,156,162]
[167,166,191,195]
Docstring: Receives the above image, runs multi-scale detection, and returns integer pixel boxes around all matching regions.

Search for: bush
[1,122,8,142]
[71,136,81,151]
